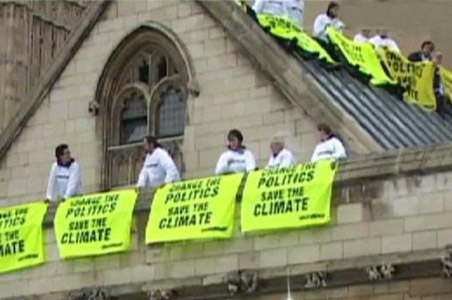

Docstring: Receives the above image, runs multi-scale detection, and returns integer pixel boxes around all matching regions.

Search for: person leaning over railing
[266,132,296,169]
[353,28,373,43]
[252,0,305,27]
[369,29,400,52]
[46,144,82,202]
[136,136,180,188]
[311,123,347,163]
[313,1,344,43]
[215,129,256,175]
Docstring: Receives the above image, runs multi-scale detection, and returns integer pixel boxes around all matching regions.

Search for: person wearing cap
[47,144,82,202]
[137,135,180,188]
[313,1,345,43]
[215,129,256,175]
[369,29,400,52]
[266,133,296,169]
[253,0,305,27]
[311,123,347,163]
[354,28,372,43]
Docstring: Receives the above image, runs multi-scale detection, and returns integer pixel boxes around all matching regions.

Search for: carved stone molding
[441,245,452,278]
[227,271,259,295]
[147,289,177,300]
[304,272,327,289]
[366,264,396,281]
[69,288,109,300]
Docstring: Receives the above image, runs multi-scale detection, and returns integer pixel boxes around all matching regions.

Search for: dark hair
[421,40,435,50]
[227,129,244,143]
[55,144,69,159]
[317,123,332,135]
[144,135,162,148]
[326,1,339,18]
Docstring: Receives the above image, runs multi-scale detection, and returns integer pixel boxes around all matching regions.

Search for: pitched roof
[297,55,452,150]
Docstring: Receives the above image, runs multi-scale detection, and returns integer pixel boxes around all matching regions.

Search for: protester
[46,144,82,202]
[311,123,347,163]
[313,1,345,42]
[408,40,436,62]
[354,28,372,43]
[137,136,180,188]
[215,129,256,175]
[253,0,305,27]
[266,133,296,169]
[369,29,400,51]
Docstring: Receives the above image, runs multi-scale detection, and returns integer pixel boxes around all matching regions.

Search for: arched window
[96,26,196,189]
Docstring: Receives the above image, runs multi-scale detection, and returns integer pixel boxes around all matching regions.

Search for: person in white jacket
[369,29,400,52]
[46,144,82,202]
[215,129,256,175]
[354,28,372,43]
[311,123,347,163]
[253,0,305,27]
[137,136,180,188]
[266,133,296,169]
[313,1,344,42]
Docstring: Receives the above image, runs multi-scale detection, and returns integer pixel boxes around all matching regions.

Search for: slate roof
[294,53,452,150]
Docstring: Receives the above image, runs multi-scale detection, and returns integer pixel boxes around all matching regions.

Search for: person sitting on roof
[354,28,372,43]
[311,123,347,163]
[313,1,345,43]
[253,0,305,27]
[369,29,400,52]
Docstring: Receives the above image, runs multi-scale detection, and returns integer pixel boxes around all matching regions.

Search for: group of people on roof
[46,124,347,202]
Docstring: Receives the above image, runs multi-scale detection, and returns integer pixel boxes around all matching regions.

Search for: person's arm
[245,151,256,172]
[215,153,229,175]
[46,163,57,201]
[137,157,149,188]
[332,139,347,160]
[160,152,180,183]
[64,163,81,198]
[408,52,421,62]
[313,15,330,38]
[252,0,265,14]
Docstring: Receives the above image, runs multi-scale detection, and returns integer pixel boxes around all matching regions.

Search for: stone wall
[1,150,452,299]
[0,0,319,205]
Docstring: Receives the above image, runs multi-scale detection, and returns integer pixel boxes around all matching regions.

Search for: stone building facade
[0,1,452,300]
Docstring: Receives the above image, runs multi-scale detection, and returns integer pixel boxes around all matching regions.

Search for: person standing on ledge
[266,133,296,169]
[47,144,82,202]
[311,123,347,163]
[137,136,180,188]
[215,129,256,175]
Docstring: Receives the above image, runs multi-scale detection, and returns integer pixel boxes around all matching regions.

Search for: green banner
[146,174,243,244]
[327,27,396,86]
[241,161,336,232]
[380,49,437,111]
[54,190,137,259]
[0,202,48,274]
[257,14,336,64]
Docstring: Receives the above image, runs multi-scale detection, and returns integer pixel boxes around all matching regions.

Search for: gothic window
[98,28,191,189]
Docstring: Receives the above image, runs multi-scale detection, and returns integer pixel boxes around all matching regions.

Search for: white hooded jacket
[47,161,82,201]
[137,148,180,188]
[311,136,347,163]
[215,148,256,175]
[313,14,345,42]
[266,148,296,169]
[253,0,305,26]
[369,35,400,52]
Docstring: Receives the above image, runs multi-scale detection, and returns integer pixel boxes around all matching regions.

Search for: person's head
[421,40,435,57]
[326,2,340,18]
[270,135,285,156]
[227,129,244,151]
[317,123,333,141]
[143,135,161,153]
[361,28,372,38]
[379,28,388,38]
[55,144,72,164]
